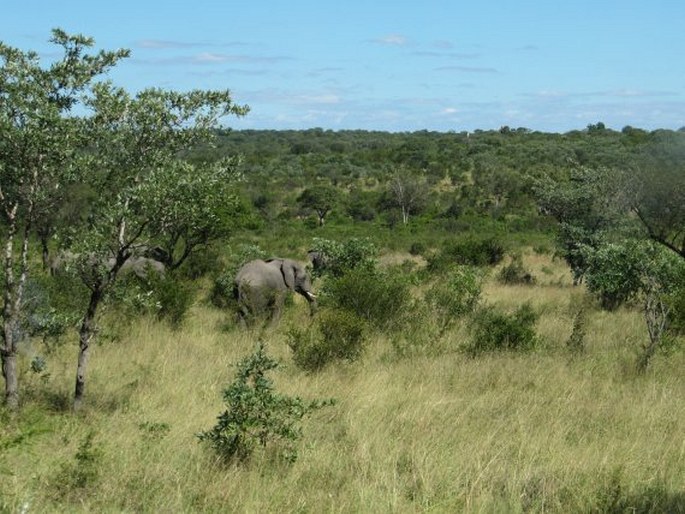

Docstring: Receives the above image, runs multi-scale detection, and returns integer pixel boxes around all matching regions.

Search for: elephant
[50,250,165,280]
[233,258,316,324]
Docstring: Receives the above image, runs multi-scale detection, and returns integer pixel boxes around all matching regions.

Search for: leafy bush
[325,267,411,330]
[424,266,484,334]
[466,303,539,355]
[287,309,366,371]
[583,242,645,310]
[51,431,103,500]
[497,254,535,285]
[309,237,378,278]
[427,237,505,272]
[198,341,333,463]
[409,241,426,256]
[147,273,195,328]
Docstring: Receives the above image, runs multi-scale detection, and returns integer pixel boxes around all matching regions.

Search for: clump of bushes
[497,254,535,285]
[427,236,505,273]
[198,341,333,464]
[466,303,539,355]
[424,265,484,335]
[287,309,366,371]
[309,237,378,278]
[324,267,412,331]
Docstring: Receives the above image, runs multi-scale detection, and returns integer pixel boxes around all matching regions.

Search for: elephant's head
[276,258,316,304]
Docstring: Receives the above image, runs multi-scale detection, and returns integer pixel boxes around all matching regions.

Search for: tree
[296,183,338,226]
[384,168,429,225]
[0,30,128,409]
[64,82,248,410]
[629,132,685,260]
[533,166,625,284]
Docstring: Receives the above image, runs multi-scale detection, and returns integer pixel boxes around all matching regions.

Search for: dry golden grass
[2,252,684,512]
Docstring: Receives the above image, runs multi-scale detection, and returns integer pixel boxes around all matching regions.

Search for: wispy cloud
[136,39,247,49]
[435,65,498,74]
[133,52,293,66]
[371,34,410,46]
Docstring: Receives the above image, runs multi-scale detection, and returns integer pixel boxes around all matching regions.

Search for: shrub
[409,241,426,256]
[198,341,333,464]
[583,242,645,310]
[427,237,505,272]
[497,254,535,285]
[325,267,411,330]
[287,309,366,371]
[309,237,378,278]
[424,266,484,335]
[51,431,103,500]
[467,303,538,355]
[148,274,195,328]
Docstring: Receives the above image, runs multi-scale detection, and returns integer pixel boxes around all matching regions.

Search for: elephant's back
[235,259,271,286]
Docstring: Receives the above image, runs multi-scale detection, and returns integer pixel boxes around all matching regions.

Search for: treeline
[185,124,685,246]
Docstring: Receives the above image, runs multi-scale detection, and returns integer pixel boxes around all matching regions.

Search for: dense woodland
[2,31,685,512]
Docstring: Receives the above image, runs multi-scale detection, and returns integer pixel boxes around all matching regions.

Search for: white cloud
[373,34,410,46]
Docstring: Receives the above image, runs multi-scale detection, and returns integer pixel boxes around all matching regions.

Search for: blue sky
[4,0,685,132]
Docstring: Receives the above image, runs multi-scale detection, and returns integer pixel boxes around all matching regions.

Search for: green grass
[2,252,684,513]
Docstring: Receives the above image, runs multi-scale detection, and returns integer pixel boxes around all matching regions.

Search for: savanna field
[2,248,684,513]
[3,31,685,514]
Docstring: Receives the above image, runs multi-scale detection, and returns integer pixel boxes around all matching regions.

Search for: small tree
[198,341,333,463]
[65,82,247,410]
[583,240,685,371]
[383,168,429,225]
[297,184,338,226]
[0,30,128,409]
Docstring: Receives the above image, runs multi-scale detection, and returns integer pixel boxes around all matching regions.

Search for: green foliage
[309,237,378,278]
[325,267,412,331]
[147,274,195,328]
[584,240,685,311]
[51,431,104,500]
[424,266,484,334]
[427,237,505,272]
[583,241,646,310]
[566,300,589,355]
[198,342,333,463]
[296,183,339,226]
[467,303,539,355]
[287,309,367,371]
[497,254,535,285]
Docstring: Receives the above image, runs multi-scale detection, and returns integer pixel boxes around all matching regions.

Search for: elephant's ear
[281,260,295,289]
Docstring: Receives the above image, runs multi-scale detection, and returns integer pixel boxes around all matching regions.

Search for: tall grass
[2,252,684,512]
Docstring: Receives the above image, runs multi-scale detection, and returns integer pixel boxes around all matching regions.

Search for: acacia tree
[66,82,247,410]
[0,30,128,409]
[297,184,338,226]
[533,166,626,284]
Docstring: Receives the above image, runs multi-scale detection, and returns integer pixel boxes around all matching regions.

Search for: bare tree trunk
[2,209,20,409]
[73,286,103,411]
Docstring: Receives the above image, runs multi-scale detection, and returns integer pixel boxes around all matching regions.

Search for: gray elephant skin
[234,258,316,323]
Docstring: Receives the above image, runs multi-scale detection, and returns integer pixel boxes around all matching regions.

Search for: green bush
[583,242,645,310]
[198,342,333,463]
[497,254,535,285]
[427,237,505,272]
[309,237,378,278]
[325,267,411,330]
[467,303,538,355]
[287,309,366,371]
[148,274,195,328]
[424,266,484,334]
